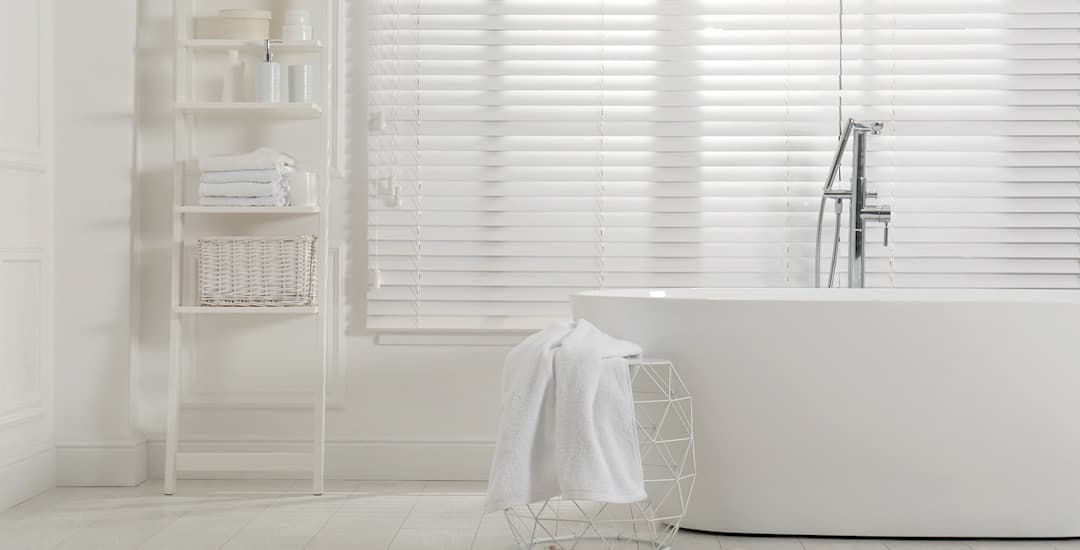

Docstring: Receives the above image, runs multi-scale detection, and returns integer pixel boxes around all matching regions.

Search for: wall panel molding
[0,406,45,431]
[146,436,493,481]
[0,0,52,511]
[55,439,147,487]
[0,248,44,260]
[0,445,54,510]
[0,253,44,428]
[0,0,44,158]
[0,157,48,173]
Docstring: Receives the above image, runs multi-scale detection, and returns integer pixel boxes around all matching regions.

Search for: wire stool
[504,359,696,550]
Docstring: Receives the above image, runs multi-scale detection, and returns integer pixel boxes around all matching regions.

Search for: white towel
[199,148,296,173]
[200,168,287,185]
[199,195,287,207]
[484,319,645,513]
[198,181,288,198]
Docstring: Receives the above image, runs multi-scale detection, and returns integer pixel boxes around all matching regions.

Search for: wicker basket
[197,236,317,307]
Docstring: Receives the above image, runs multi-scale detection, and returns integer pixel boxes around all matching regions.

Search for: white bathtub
[571,288,1080,538]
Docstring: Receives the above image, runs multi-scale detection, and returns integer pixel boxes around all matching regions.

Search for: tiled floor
[1,480,1077,550]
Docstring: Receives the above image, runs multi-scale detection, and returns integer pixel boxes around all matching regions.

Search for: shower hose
[814,194,843,288]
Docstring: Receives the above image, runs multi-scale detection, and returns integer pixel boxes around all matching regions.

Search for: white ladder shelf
[164,0,336,496]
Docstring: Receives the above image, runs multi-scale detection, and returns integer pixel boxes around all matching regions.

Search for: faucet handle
[861,204,891,219]
[861,204,892,247]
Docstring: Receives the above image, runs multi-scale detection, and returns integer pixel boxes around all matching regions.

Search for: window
[367,0,1080,330]
[843,0,1080,288]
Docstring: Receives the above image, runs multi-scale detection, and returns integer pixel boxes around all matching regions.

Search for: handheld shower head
[823,119,856,192]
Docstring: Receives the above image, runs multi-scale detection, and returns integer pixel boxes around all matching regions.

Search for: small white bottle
[221,49,245,102]
[255,40,281,103]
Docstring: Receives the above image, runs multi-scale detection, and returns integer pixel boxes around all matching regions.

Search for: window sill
[374,331,529,347]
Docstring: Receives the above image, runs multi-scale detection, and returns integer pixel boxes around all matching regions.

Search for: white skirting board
[146,438,494,481]
[56,439,148,487]
[0,447,55,511]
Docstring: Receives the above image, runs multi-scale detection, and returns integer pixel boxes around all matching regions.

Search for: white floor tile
[50,515,182,550]
[719,534,807,550]
[137,515,252,550]
[675,530,724,549]
[0,525,90,548]
[390,528,478,550]
[422,481,488,495]
[802,538,890,550]
[968,542,1057,550]
[2,481,1074,550]
[884,541,973,550]
[305,529,399,550]
[470,513,517,550]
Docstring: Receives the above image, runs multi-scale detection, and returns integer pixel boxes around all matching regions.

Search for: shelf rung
[175,306,318,315]
[173,102,322,118]
[179,39,323,53]
[175,206,320,215]
[175,452,312,472]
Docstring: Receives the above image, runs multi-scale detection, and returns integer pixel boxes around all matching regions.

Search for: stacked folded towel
[198,148,296,207]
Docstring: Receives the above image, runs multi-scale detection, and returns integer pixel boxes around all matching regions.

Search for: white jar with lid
[197,9,272,40]
[282,10,313,41]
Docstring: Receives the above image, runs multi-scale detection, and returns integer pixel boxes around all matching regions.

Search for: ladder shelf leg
[164,316,182,495]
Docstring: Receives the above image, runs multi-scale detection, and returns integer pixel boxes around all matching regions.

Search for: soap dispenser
[255,39,281,103]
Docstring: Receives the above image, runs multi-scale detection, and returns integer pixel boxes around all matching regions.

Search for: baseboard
[146,437,494,481]
[0,446,55,511]
[56,439,148,486]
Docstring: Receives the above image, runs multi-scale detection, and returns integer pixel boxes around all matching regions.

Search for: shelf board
[180,39,323,53]
[176,206,320,215]
[173,102,322,118]
[176,306,318,315]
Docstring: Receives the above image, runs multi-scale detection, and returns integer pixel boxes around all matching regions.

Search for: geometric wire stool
[504,359,696,550]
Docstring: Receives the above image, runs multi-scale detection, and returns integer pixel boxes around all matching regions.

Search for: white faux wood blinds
[367,0,1080,330]
[368,0,842,329]
[842,0,1080,288]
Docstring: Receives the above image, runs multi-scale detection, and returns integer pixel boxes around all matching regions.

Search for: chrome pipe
[848,129,868,288]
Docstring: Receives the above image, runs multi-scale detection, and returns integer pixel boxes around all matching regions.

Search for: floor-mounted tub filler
[573,288,1080,538]
[815,118,890,289]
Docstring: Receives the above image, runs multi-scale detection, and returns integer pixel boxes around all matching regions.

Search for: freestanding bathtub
[572,288,1080,538]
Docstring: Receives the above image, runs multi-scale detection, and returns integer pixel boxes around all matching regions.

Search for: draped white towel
[484,319,646,513]
[198,148,296,173]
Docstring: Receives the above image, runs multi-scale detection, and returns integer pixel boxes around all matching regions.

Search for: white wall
[0,0,56,509]
[52,0,146,486]
[134,0,507,480]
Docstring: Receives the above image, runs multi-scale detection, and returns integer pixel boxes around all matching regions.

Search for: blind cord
[598,0,606,289]
[413,0,421,327]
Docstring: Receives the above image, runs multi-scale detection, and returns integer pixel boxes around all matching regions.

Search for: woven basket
[197,236,317,307]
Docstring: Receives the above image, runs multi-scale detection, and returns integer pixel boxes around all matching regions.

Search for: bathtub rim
[573,287,1080,303]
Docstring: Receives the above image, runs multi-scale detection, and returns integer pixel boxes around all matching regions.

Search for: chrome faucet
[815,119,891,288]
